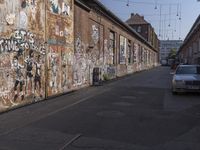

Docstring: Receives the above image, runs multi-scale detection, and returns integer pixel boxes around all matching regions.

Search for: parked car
[171,65,200,94]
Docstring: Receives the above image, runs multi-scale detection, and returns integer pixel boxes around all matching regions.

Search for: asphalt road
[0,66,200,150]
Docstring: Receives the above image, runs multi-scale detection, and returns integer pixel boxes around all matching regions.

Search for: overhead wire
[106,0,182,40]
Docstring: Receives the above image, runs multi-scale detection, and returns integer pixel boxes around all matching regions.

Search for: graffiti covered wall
[46,0,74,96]
[73,18,104,87]
[0,0,74,112]
[0,0,46,110]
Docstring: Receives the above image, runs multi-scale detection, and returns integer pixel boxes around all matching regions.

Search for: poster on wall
[119,35,127,64]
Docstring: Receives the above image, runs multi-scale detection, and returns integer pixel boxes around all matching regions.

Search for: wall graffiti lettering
[0,30,45,55]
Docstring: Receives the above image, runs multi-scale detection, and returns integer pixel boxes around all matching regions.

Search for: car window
[176,66,198,74]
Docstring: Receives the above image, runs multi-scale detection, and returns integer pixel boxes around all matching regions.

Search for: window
[109,31,115,64]
[119,35,127,64]
[133,43,138,63]
[137,26,141,33]
[128,40,131,64]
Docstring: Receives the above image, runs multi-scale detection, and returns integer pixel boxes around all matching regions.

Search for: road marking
[0,88,110,136]
[59,134,82,150]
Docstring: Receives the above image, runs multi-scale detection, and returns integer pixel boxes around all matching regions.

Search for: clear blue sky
[99,0,200,41]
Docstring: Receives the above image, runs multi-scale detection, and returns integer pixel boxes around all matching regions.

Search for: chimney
[131,13,134,17]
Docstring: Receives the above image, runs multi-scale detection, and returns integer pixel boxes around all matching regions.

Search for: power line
[103,0,182,40]
[114,12,178,17]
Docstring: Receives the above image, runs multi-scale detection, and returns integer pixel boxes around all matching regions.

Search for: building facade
[0,0,159,113]
[0,0,74,112]
[74,0,159,85]
[178,15,200,65]
[126,13,159,52]
[160,40,183,65]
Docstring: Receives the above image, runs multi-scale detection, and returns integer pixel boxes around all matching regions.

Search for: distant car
[171,65,200,94]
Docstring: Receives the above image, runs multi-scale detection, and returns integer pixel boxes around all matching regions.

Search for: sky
[99,0,200,41]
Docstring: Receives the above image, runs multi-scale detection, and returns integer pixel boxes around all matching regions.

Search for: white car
[172,65,200,94]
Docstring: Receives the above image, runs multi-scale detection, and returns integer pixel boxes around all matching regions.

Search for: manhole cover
[121,96,137,99]
[113,102,133,106]
[96,111,125,118]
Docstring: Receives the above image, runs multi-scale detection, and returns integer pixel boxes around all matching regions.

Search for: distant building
[126,13,159,51]
[160,40,183,65]
[178,15,200,64]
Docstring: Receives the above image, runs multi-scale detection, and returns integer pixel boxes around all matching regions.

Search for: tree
[168,48,177,59]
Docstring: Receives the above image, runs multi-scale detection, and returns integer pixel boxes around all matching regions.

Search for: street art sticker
[19,0,42,28]
[49,0,71,16]
[47,14,73,45]
[75,37,82,53]
[119,35,127,64]
[19,10,28,29]
[91,25,99,45]
[47,45,62,96]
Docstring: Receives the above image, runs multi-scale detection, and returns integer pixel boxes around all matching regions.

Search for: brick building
[178,15,200,64]
[126,13,159,51]
[74,0,159,83]
[0,0,159,113]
